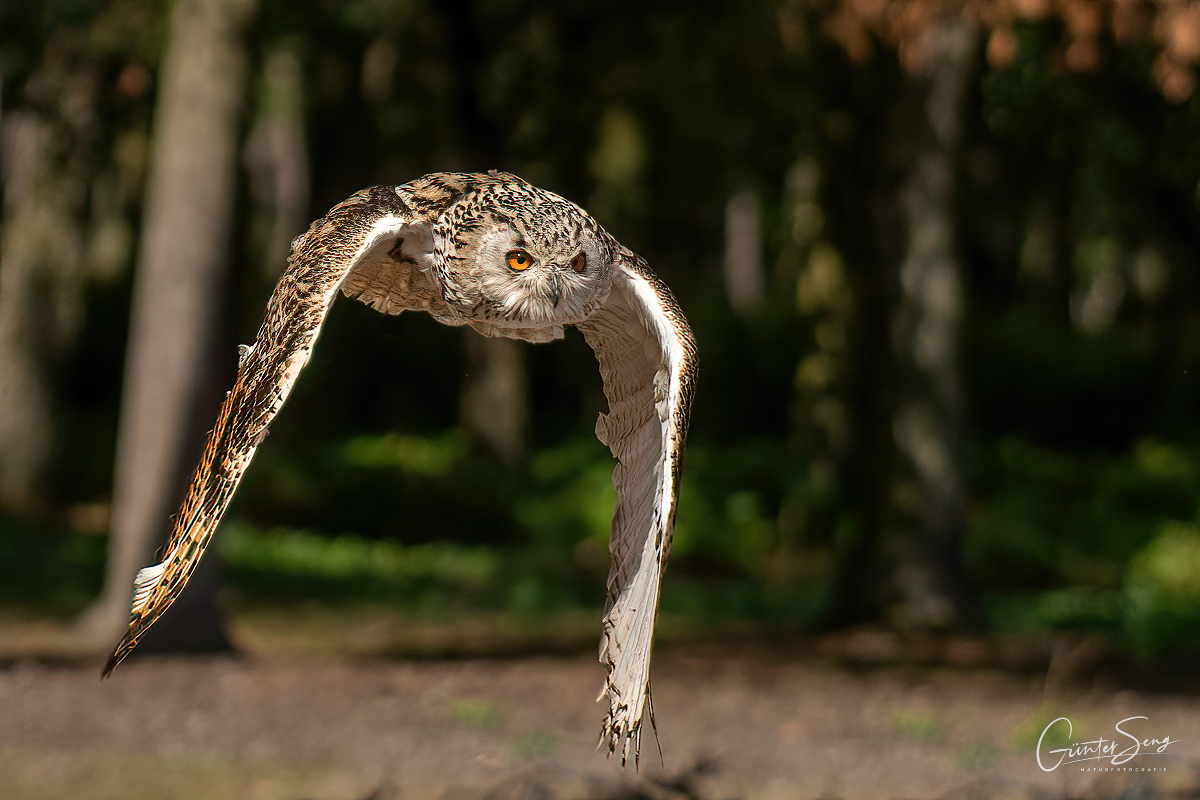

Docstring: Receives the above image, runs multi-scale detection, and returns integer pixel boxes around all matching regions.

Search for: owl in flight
[103,171,697,764]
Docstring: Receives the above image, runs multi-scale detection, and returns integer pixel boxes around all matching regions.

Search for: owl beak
[548,273,562,308]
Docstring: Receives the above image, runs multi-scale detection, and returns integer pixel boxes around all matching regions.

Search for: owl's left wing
[103,185,442,677]
[577,253,698,765]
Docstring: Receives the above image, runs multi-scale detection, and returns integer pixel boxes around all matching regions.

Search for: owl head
[430,175,618,327]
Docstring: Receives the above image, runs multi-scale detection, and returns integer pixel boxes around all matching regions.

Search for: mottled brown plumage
[104,171,697,766]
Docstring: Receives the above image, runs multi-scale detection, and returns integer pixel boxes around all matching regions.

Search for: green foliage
[219,522,505,612]
[967,436,1200,594]
[1123,522,1200,655]
[0,517,105,616]
[986,588,1123,636]
[511,437,614,554]
[449,698,505,730]
[339,430,468,478]
[220,430,827,627]
[892,710,944,742]
[972,436,1200,652]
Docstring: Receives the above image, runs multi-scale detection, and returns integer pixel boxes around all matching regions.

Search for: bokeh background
[5,1,1200,797]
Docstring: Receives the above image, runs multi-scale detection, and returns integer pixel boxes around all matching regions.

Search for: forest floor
[2,613,1200,800]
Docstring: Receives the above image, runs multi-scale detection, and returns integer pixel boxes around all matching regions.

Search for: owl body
[105,171,697,766]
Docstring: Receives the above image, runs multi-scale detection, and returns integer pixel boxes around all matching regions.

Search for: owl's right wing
[102,180,464,677]
[578,253,698,765]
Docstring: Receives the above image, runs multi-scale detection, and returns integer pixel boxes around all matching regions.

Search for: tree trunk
[885,20,977,630]
[0,58,95,515]
[723,189,764,317]
[244,44,310,279]
[459,333,529,465]
[75,0,257,650]
[0,115,65,514]
[824,20,978,631]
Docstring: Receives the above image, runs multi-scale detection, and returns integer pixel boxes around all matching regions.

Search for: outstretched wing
[577,253,698,765]
[103,184,442,676]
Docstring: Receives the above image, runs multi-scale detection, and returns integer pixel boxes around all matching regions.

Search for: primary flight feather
[103,171,698,765]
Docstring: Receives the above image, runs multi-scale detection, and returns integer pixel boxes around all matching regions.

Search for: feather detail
[102,186,446,678]
[130,558,169,616]
[579,254,698,766]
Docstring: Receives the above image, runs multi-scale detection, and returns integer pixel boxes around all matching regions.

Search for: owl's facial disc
[450,224,605,325]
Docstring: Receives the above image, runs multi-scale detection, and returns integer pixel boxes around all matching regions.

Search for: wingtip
[101,645,123,679]
[101,630,136,679]
[599,711,642,769]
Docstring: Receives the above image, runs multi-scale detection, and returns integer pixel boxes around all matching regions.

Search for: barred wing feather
[578,254,698,765]
[103,187,428,676]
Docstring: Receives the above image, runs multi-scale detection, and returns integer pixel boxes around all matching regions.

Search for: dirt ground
[2,623,1200,800]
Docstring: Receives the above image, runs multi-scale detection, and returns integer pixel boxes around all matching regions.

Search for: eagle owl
[103,171,698,765]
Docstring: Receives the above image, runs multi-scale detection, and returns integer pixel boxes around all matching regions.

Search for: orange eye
[506,250,533,271]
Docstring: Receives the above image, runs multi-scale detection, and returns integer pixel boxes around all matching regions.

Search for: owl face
[435,180,617,327]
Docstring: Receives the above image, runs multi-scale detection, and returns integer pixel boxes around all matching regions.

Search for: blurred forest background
[4,0,1200,662]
